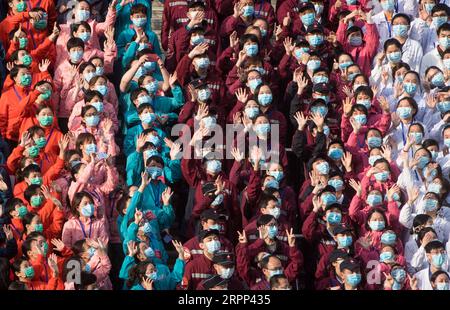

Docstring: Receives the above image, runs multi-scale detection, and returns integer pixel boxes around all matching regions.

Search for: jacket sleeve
[284,245,303,282]
[348,195,366,226]
[301,210,320,243]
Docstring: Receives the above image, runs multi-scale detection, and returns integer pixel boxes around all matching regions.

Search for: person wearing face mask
[410,0,440,54]
[383,264,417,290]
[194,252,244,289]
[421,23,450,78]
[336,10,379,78]
[430,270,450,290]
[335,258,364,290]
[316,249,350,290]
[415,240,450,289]
[183,209,235,262]
[408,227,446,273]
[220,0,258,48]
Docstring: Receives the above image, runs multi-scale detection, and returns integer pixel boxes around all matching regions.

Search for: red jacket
[182,254,215,290]
[183,235,235,263]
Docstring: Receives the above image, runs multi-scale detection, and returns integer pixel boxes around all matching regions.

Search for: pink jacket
[68,99,118,133]
[72,124,119,157]
[341,112,391,144]
[87,252,113,290]
[61,216,109,248]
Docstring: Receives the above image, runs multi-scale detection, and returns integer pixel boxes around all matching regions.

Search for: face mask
[322,193,337,206]
[368,155,382,167]
[95,85,108,96]
[19,37,28,48]
[34,223,43,232]
[381,232,397,245]
[391,268,406,283]
[380,251,394,262]
[20,74,32,87]
[381,0,395,11]
[254,123,271,136]
[87,247,96,258]
[328,179,344,191]
[357,99,371,110]
[349,36,363,46]
[347,72,359,82]
[428,183,442,194]
[424,3,435,14]
[369,220,385,231]
[24,266,35,279]
[431,72,445,87]
[337,235,353,248]
[205,240,221,254]
[367,194,382,207]
[137,95,151,106]
[258,93,273,106]
[141,112,156,124]
[436,101,450,114]
[206,160,221,174]
[81,203,95,217]
[31,195,43,208]
[22,54,32,67]
[430,150,438,161]
[196,58,210,69]
[146,271,158,281]
[142,222,152,235]
[433,16,448,29]
[374,171,390,182]
[198,88,211,102]
[147,135,160,147]
[410,132,423,145]
[144,149,160,160]
[85,143,97,155]
[316,161,330,175]
[244,44,259,57]
[301,13,315,26]
[346,273,362,286]
[78,32,91,42]
[392,24,409,37]
[339,61,353,70]
[323,125,330,136]
[328,148,344,160]
[248,78,262,91]
[439,37,450,50]
[134,67,146,79]
[202,116,216,130]
[260,29,267,37]
[145,81,159,94]
[308,34,323,47]
[326,211,341,225]
[85,115,100,127]
[245,106,259,119]
[268,207,281,219]
[76,9,90,21]
[294,48,304,59]
[403,82,417,95]
[211,194,224,206]
[17,206,28,218]
[28,145,40,158]
[34,137,46,149]
[307,59,321,71]
[39,89,52,101]
[423,199,438,212]
[268,171,284,182]
[431,253,446,268]
[146,166,163,179]
[242,5,254,17]
[267,225,278,239]
[445,138,450,149]
[417,156,430,169]
[70,50,84,63]
[29,177,42,186]
[254,67,266,76]
[396,107,412,119]
[90,101,104,113]
[436,282,450,290]
[311,105,328,117]
[219,267,235,279]
[423,166,437,181]
[265,179,279,189]
[95,66,104,76]
[143,62,156,72]
[367,137,382,148]
[350,114,367,127]
[132,17,147,27]
[191,35,205,45]
[313,75,329,85]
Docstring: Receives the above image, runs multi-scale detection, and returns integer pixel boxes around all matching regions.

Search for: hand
[309,170,318,187]
[350,116,362,133]
[237,230,247,244]
[172,240,185,260]
[38,59,51,72]
[102,118,113,133]
[134,209,143,224]
[188,42,209,59]
[241,113,253,130]
[407,186,419,205]
[408,275,418,290]
[229,31,239,49]
[349,179,362,197]
[379,96,390,113]
[195,103,209,121]
[236,50,247,67]
[334,0,342,9]
[48,23,60,41]
[381,145,392,162]
[283,13,291,27]
[426,94,437,109]
[125,240,138,258]
[381,69,389,85]
[140,171,151,189]
[295,73,309,94]
[327,32,337,45]
[188,84,198,102]
[29,11,43,20]
[41,184,52,201]
[274,24,283,41]
[394,82,404,99]
[312,195,321,212]
[422,231,435,247]
[141,277,154,290]
[6,62,14,72]
[190,127,209,145]
[300,52,310,65]
[51,239,65,252]
[3,225,13,240]
[294,111,308,131]
[283,37,294,56]
[136,133,147,152]
[230,147,244,163]
[0,176,7,192]
[342,85,354,99]
[376,52,385,66]
[387,184,400,202]
[341,151,352,172]
[233,1,241,18]
[169,142,181,160]
[14,25,22,39]
[343,97,353,116]
[214,175,224,194]
[235,88,248,103]
[48,253,59,276]
[232,112,242,126]
[286,228,295,247]
[188,10,204,27]
[108,0,118,9]
[138,54,150,66]
[258,225,269,240]
[371,85,379,98]
[169,72,178,88]
[310,112,324,130]
[162,187,173,206]
[383,272,394,289]
[250,146,263,169]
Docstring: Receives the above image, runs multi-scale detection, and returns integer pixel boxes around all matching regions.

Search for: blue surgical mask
[436,282,450,290]
[328,179,344,191]
[147,166,162,179]
[374,171,390,182]
[85,115,100,127]
[367,194,382,207]
[301,13,315,26]
[147,135,160,147]
[90,101,104,113]
[417,156,430,169]
[95,85,108,96]
[205,240,221,254]
[357,99,371,110]
[265,179,279,189]
[380,251,394,262]
[432,253,446,268]
[268,171,284,182]
[307,59,321,71]
[244,44,259,57]
[85,143,97,155]
[367,137,382,148]
[132,17,147,27]
[196,58,210,69]
[254,123,271,136]
[396,107,412,119]
[211,194,224,206]
[322,193,337,206]
[316,161,330,175]
[445,138,450,149]
[439,37,450,50]
[144,246,155,258]
[314,4,323,15]
[141,112,156,124]
[368,155,382,166]
[424,3,435,14]
[433,16,448,29]
[353,114,367,125]
[311,105,328,117]
[78,32,91,42]
[369,220,385,231]
[428,183,442,194]
[326,211,341,224]
[258,93,273,106]
[347,72,358,82]
[387,51,402,63]
[206,160,221,174]
[145,81,159,94]
[202,116,216,130]
[410,132,423,144]
[81,203,95,217]
[403,82,417,95]
[349,36,363,46]
[381,0,395,11]
[138,95,151,106]
[392,24,409,37]
[381,232,396,245]
[267,225,278,239]
[337,235,353,248]
[95,66,104,76]
[308,34,323,47]
[313,75,329,84]
[248,78,262,91]
[70,50,84,63]
[423,199,438,212]
[76,9,90,21]
[346,273,362,287]
[431,72,445,87]
[339,61,353,70]
[242,5,254,17]
[328,148,344,160]
[191,35,205,45]
[245,107,259,119]
[391,268,406,283]
[198,88,211,102]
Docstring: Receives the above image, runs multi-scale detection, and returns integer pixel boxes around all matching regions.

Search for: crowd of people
[0,0,449,291]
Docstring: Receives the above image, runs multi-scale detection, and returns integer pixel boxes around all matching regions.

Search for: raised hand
[383,272,394,289]
[283,13,291,27]
[188,42,209,59]
[349,116,362,133]
[229,31,239,49]
[127,240,138,257]
[293,111,308,131]
[341,151,352,172]
[169,71,178,88]
[387,184,400,201]
[170,142,181,160]
[48,253,59,276]
[162,187,173,206]
[378,96,390,113]
[195,103,209,121]
[235,88,248,103]
[342,85,354,98]
[426,94,437,109]
[310,112,324,130]
[381,145,392,161]
[134,209,143,224]
[142,277,154,290]
[3,225,13,240]
[215,175,224,194]
[343,97,353,116]
[406,186,419,205]
[39,59,51,72]
[258,225,269,240]
[51,238,65,252]
[274,24,283,41]
[283,37,294,56]
[286,228,295,247]
[136,133,147,152]
[230,147,244,163]
[237,230,247,244]
[349,179,362,197]
[312,195,321,212]
[172,239,185,260]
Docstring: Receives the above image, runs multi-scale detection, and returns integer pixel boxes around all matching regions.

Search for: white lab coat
[400,38,424,73]
[420,48,444,79]
[410,18,438,54]
[415,265,450,290]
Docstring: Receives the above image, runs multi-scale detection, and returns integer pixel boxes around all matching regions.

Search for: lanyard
[384,13,392,37]
[77,219,93,238]
[45,128,54,145]
[149,183,162,208]
[255,0,263,18]
[12,86,23,101]
[400,122,407,145]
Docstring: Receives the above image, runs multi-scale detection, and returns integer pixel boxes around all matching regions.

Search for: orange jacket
[10,217,25,259]
[29,254,63,290]
[7,143,59,175]
[26,197,64,240]
[0,12,29,49]
[2,71,51,92]
[7,37,56,66]
[19,120,62,158]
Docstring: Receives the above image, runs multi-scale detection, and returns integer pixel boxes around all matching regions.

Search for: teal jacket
[114,0,152,38]
[117,28,162,59]
[121,42,163,80]
[125,151,182,186]
[121,256,185,290]
[123,124,167,157]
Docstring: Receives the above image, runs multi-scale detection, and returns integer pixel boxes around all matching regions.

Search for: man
[420,22,450,78]
[414,240,450,290]
[201,274,229,290]
[270,274,292,289]
[197,251,245,289]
